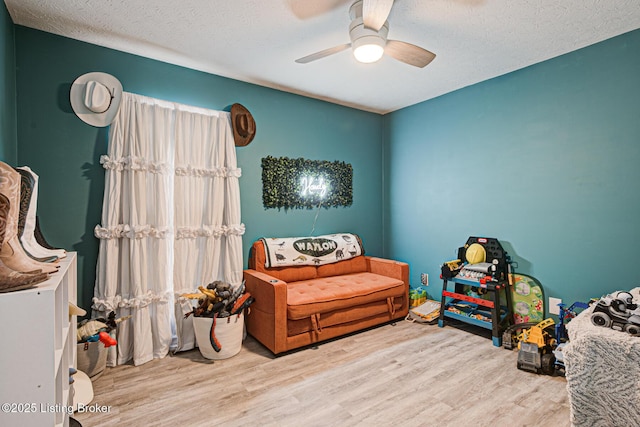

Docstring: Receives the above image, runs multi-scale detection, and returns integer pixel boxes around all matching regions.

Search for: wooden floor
[73,320,571,427]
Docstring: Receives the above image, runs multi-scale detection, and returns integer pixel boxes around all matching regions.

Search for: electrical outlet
[420,273,429,286]
[549,297,562,315]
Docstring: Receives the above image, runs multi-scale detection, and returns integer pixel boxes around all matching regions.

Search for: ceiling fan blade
[385,40,436,68]
[295,43,351,64]
[288,0,352,20]
[363,0,394,31]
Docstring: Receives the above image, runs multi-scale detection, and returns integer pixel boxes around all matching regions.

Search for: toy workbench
[438,236,514,346]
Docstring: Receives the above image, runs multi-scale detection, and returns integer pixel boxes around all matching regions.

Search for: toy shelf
[441,293,510,330]
[0,253,77,427]
[445,276,502,289]
[438,276,513,347]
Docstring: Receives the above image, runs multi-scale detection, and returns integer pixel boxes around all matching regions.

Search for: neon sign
[300,176,329,198]
[261,156,352,209]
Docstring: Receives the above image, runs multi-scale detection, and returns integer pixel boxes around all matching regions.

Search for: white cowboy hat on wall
[70,72,123,127]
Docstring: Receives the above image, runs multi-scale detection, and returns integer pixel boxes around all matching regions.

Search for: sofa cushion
[286,272,406,320]
[261,265,319,283]
[249,240,317,282]
[316,255,367,278]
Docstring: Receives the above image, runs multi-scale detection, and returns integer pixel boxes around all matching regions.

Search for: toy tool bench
[438,237,514,346]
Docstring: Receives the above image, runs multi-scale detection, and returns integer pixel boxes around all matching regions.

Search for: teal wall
[0,2,16,163]
[14,27,384,311]
[10,20,640,317]
[384,29,640,310]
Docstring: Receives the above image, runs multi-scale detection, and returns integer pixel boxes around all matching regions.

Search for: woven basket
[193,313,244,360]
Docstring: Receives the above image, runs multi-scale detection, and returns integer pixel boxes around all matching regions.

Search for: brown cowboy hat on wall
[231,103,256,147]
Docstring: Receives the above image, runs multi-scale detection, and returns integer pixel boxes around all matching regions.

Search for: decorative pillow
[260,233,364,268]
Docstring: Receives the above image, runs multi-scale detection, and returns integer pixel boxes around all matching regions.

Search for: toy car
[590,291,640,336]
[516,318,557,375]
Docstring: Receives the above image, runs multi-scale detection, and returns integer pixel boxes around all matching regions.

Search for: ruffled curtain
[171,106,244,352]
[93,92,244,366]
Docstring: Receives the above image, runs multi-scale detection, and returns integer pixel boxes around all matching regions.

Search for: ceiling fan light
[354,44,384,63]
[352,35,385,63]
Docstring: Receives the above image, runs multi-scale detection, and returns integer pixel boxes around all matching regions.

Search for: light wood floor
[73,320,571,427]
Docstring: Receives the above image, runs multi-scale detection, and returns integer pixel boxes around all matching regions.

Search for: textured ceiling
[5,0,640,113]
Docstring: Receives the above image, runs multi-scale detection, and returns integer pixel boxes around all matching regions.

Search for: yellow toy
[181,292,204,300]
[444,259,462,271]
[517,318,556,348]
[465,243,486,264]
[517,318,557,374]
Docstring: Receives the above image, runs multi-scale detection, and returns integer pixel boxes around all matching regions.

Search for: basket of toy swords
[184,281,254,360]
[76,312,130,378]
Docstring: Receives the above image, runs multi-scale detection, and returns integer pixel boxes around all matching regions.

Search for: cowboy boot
[0,162,59,274]
[0,194,49,292]
[15,167,34,239]
[14,168,59,263]
[17,166,66,258]
[35,216,64,251]
[0,254,49,292]
[0,260,49,292]
[0,269,48,292]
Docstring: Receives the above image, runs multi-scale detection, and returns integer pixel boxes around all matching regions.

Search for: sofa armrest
[243,269,289,354]
[243,269,288,313]
[365,257,410,290]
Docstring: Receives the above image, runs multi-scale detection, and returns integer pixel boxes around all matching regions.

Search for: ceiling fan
[295,0,436,68]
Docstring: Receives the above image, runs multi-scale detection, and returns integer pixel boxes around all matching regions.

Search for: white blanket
[261,233,364,268]
[563,287,640,426]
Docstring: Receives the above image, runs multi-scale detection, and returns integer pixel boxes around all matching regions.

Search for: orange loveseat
[243,239,410,354]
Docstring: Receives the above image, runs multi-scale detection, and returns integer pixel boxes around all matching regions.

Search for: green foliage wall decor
[261,156,353,209]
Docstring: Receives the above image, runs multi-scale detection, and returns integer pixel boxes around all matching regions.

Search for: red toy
[98,331,117,347]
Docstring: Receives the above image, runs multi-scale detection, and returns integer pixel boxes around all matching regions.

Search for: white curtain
[93,92,244,366]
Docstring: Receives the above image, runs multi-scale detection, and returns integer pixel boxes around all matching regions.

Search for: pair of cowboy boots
[0,162,59,292]
[15,166,66,261]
